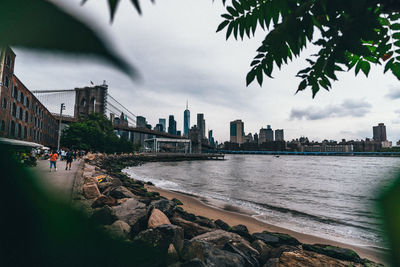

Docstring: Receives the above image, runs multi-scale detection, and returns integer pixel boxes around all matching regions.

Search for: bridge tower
[74,82,107,118]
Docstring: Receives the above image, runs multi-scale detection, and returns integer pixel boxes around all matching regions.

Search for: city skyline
[10,0,400,143]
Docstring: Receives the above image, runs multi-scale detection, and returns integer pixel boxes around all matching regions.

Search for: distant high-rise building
[168,115,177,135]
[177,130,181,136]
[258,128,267,144]
[145,124,152,130]
[159,118,166,132]
[184,101,190,137]
[209,130,215,147]
[373,123,387,142]
[197,113,206,139]
[266,125,274,141]
[230,120,244,144]
[254,133,259,144]
[154,123,163,132]
[275,129,284,141]
[137,116,147,127]
[244,133,253,143]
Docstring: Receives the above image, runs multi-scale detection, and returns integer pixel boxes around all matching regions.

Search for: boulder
[230,224,252,241]
[84,175,97,185]
[107,186,135,199]
[171,216,211,239]
[174,206,197,221]
[98,182,113,193]
[148,208,171,228]
[268,250,352,267]
[91,205,117,225]
[104,220,131,240]
[215,219,231,231]
[251,240,273,264]
[195,216,217,229]
[302,244,361,263]
[181,240,205,262]
[91,195,118,208]
[191,230,244,249]
[269,245,300,259]
[113,198,147,233]
[223,242,260,267]
[134,224,184,253]
[83,183,101,199]
[252,231,300,247]
[111,178,123,187]
[150,199,177,218]
[172,198,183,205]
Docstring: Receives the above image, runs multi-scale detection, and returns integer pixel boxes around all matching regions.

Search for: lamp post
[57,103,65,151]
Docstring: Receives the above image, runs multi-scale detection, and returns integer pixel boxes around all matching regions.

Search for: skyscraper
[275,129,284,141]
[197,113,205,139]
[373,123,387,142]
[136,116,147,127]
[230,120,244,144]
[159,118,166,132]
[209,130,215,147]
[184,101,190,137]
[266,125,274,141]
[168,115,177,135]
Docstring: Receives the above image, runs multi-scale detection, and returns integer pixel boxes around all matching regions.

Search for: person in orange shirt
[49,150,58,172]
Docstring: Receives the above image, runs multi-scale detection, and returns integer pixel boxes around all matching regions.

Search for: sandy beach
[147,185,389,265]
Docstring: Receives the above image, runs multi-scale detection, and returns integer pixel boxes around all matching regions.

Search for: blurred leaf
[0,0,137,78]
[108,0,120,22]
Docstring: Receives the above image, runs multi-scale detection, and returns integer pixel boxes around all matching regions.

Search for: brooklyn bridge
[32,82,183,145]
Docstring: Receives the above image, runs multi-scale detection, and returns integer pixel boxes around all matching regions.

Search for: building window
[12,85,17,97]
[16,106,20,119]
[26,98,30,109]
[25,111,28,123]
[4,76,10,88]
[12,102,16,117]
[1,98,6,109]
[0,120,5,131]
[24,126,27,139]
[17,91,21,102]
[10,121,15,137]
[5,55,11,68]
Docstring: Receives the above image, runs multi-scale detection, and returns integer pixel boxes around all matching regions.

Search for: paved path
[34,158,82,202]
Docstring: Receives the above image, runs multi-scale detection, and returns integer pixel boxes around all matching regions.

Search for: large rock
[148,208,171,228]
[107,186,135,199]
[150,199,177,218]
[181,258,206,267]
[171,216,211,239]
[104,220,131,240]
[174,206,197,221]
[252,231,300,247]
[251,240,273,264]
[83,183,101,199]
[98,182,113,193]
[230,224,252,241]
[181,239,246,266]
[302,244,361,263]
[91,205,117,225]
[215,219,231,231]
[112,198,147,233]
[223,242,260,267]
[191,230,245,249]
[134,224,184,253]
[91,195,118,208]
[265,250,353,267]
[195,216,217,229]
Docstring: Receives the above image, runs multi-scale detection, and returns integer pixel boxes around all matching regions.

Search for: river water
[124,155,400,249]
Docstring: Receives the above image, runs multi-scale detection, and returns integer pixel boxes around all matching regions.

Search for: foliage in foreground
[217,0,400,97]
[61,113,138,153]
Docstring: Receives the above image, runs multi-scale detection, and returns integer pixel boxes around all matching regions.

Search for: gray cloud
[386,87,400,99]
[290,99,372,120]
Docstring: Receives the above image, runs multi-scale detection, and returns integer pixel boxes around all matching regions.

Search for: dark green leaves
[0,0,137,78]
[217,0,400,97]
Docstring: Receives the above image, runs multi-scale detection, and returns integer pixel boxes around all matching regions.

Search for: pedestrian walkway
[33,158,82,202]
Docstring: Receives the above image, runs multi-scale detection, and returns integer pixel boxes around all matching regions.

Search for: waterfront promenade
[34,159,82,202]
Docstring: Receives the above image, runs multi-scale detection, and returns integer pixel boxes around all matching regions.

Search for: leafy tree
[61,113,135,153]
[217,0,400,97]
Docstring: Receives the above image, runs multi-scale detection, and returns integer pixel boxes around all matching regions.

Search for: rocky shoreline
[72,153,384,267]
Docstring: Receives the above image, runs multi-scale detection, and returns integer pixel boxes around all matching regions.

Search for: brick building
[0,47,58,148]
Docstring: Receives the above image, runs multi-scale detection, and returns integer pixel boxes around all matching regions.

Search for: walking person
[49,150,58,172]
[65,149,73,170]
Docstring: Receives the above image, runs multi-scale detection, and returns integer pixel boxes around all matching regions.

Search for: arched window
[81,98,86,107]
[5,55,11,67]
[90,97,96,113]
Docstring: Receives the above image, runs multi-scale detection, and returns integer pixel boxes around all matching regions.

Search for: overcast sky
[12,0,400,143]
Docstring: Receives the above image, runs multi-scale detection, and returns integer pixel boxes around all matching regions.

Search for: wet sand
[147,185,389,265]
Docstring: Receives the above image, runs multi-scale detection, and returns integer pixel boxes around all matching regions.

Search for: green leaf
[256,67,263,85]
[297,80,307,91]
[391,23,400,31]
[0,0,137,78]
[393,32,400,40]
[227,6,239,17]
[108,0,119,22]
[360,61,371,76]
[355,60,362,75]
[384,58,394,73]
[221,14,234,20]
[130,0,142,14]
[226,22,234,39]
[391,63,400,79]
[246,70,256,86]
[216,20,230,32]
